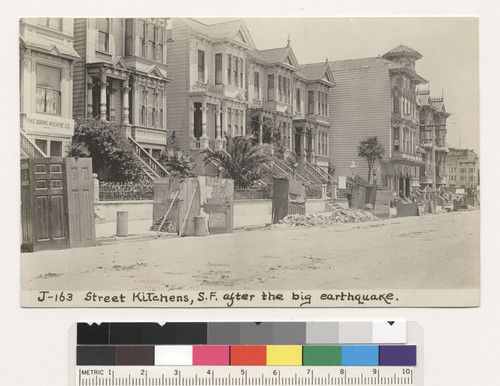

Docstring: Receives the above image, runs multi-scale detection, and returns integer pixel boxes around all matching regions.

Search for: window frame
[96,18,110,53]
[197,50,205,83]
[35,63,62,116]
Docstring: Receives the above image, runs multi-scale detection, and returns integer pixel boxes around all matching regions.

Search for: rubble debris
[277,209,377,227]
[150,217,175,232]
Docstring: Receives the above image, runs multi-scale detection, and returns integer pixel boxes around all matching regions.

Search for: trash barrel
[116,211,129,237]
[193,216,207,237]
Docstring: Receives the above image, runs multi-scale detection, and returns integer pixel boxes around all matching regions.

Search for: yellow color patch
[266,345,302,366]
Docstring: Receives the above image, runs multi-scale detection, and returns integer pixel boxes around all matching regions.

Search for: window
[158,90,164,129]
[138,20,146,57]
[35,139,48,155]
[37,18,62,31]
[139,86,146,125]
[469,167,475,173]
[233,56,238,86]
[36,64,61,116]
[215,54,222,85]
[308,90,314,114]
[460,176,466,182]
[393,90,400,113]
[157,26,164,63]
[268,74,274,101]
[147,88,156,127]
[296,88,301,112]
[460,167,466,174]
[239,58,244,88]
[97,18,110,52]
[50,141,62,157]
[125,19,133,56]
[198,50,205,83]
[147,24,156,60]
[227,55,232,85]
[393,128,400,151]
[469,176,475,182]
[227,108,232,134]
[254,72,260,99]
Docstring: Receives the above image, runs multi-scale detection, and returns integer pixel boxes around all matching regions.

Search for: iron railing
[99,180,153,201]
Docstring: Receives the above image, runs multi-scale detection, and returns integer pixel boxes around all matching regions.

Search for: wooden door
[65,158,96,248]
[21,158,69,251]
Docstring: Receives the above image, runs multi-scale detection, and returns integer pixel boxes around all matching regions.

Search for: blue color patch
[341,345,379,366]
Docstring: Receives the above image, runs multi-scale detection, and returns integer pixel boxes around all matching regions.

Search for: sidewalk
[95,214,273,243]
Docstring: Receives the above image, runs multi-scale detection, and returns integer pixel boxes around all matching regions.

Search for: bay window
[36,64,61,116]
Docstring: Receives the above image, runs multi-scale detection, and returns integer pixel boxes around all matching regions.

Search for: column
[222,101,228,138]
[200,100,209,149]
[214,105,224,150]
[122,78,131,126]
[189,103,196,150]
[87,80,94,117]
[242,106,246,136]
[310,128,316,163]
[99,73,108,121]
[289,122,293,152]
[258,112,263,147]
[301,127,307,163]
[109,80,116,122]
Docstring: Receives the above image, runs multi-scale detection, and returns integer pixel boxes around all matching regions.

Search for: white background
[1,1,499,385]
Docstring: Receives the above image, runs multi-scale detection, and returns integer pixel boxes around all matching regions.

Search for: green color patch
[302,346,342,366]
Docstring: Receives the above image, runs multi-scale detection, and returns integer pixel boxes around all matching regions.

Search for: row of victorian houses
[20,17,460,197]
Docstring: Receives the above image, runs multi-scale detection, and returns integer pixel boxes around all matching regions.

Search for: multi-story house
[72,18,171,159]
[167,18,334,181]
[167,18,254,158]
[417,89,450,187]
[328,45,429,197]
[446,148,479,194]
[20,18,80,157]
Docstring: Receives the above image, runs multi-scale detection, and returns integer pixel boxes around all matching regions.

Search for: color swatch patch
[77,321,406,345]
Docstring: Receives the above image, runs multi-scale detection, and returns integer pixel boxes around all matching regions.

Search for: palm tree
[357,136,385,183]
[202,136,270,188]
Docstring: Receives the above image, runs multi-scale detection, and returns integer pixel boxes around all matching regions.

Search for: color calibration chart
[74,321,423,386]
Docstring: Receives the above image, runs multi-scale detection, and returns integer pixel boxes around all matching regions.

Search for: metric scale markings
[77,366,415,386]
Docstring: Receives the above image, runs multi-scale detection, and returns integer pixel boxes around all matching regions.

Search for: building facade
[72,18,171,158]
[20,18,80,157]
[446,148,479,194]
[327,45,448,197]
[167,18,334,176]
[417,90,450,187]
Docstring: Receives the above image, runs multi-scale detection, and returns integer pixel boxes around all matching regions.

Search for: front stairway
[128,136,171,180]
[20,131,47,158]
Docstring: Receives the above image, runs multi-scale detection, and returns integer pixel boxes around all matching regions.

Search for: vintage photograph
[19,17,479,307]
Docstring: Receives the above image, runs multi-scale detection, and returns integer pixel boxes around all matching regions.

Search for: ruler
[77,366,416,386]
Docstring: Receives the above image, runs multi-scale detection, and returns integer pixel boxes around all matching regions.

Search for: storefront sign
[22,113,74,136]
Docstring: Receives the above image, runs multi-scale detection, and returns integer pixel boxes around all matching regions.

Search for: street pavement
[21,210,479,292]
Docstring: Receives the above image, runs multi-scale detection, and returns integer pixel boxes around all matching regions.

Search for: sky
[201,17,479,153]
